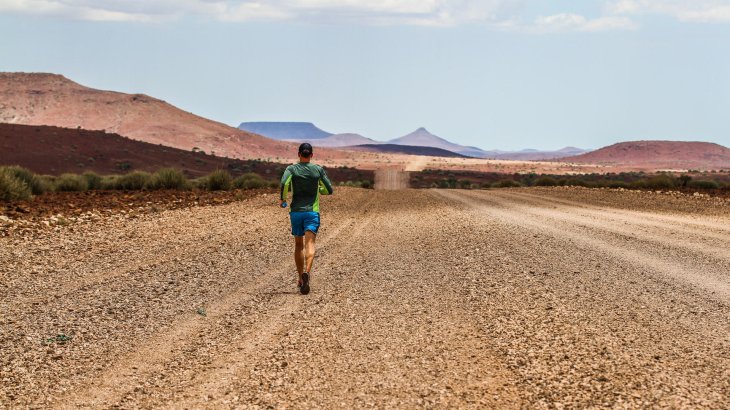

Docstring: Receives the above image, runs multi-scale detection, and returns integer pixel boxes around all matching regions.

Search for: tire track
[509,190,730,237]
[486,191,730,263]
[161,212,379,408]
[434,190,730,302]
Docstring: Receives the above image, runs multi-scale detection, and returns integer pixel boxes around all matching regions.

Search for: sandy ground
[1,187,728,408]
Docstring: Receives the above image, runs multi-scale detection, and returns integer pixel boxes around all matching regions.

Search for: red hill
[0,123,373,185]
[0,72,298,160]
[563,141,730,170]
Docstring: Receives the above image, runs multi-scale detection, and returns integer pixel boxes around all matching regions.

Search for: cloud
[608,0,730,23]
[0,0,521,25]
[534,13,638,32]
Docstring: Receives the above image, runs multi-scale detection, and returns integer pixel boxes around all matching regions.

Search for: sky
[1,0,730,150]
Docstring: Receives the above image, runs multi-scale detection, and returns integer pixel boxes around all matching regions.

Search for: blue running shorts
[290,211,320,236]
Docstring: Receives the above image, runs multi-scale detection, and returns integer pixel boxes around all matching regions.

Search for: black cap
[298,142,313,157]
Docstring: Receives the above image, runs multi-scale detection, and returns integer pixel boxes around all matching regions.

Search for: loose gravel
[1,187,728,408]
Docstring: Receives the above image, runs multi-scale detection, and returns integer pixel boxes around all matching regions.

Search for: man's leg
[294,236,304,284]
[304,230,316,274]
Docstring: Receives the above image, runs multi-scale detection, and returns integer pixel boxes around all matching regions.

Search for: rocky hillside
[0,72,296,160]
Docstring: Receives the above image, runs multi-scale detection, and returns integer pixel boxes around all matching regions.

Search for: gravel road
[1,187,728,408]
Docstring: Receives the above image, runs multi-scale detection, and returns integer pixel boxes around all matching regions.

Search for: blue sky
[1,0,729,150]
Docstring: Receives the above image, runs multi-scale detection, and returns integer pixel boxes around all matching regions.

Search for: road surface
[1,187,728,408]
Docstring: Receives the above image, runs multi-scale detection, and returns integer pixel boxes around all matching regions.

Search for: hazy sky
[1,1,729,150]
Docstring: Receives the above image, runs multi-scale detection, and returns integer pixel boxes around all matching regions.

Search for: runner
[279,143,334,295]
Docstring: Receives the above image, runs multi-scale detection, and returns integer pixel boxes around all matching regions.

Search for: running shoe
[300,272,310,295]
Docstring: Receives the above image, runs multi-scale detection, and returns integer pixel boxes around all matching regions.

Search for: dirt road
[1,188,728,408]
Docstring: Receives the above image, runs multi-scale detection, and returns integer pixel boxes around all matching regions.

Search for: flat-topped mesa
[237,122,334,140]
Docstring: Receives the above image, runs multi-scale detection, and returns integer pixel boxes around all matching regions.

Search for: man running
[280,143,334,295]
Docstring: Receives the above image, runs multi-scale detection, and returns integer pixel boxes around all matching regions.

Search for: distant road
[374,168,410,189]
[1,188,728,408]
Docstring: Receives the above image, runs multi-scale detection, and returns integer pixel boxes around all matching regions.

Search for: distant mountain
[309,133,382,148]
[492,147,589,161]
[388,127,489,158]
[345,144,468,158]
[238,122,333,140]
[0,72,294,159]
[562,141,730,170]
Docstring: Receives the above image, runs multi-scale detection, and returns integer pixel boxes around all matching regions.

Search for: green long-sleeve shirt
[280,162,334,212]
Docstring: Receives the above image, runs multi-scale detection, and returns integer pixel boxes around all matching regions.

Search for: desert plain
[1,186,728,408]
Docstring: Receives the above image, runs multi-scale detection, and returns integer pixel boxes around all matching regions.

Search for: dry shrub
[1,165,48,194]
[205,170,232,191]
[0,170,32,200]
[150,168,188,190]
[688,180,719,189]
[83,171,103,190]
[55,173,89,192]
[116,171,152,190]
[100,175,120,190]
[233,172,267,190]
[492,179,522,188]
[534,177,558,187]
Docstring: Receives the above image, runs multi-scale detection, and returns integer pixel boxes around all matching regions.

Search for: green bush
[0,166,47,195]
[0,170,32,200]
[606,180,630,189]
[534,177,558,187]
[205,170,232,191]
[360,180,372,189]
[563,179,593,187]
[116,171,152,190]
[38,175,57,192]
[458,179,473,189]
[150,168,188,190]
[99,175,120,190]
[492,179,522,188]
[233,172,266,190]
[641,175,677,190]
[82,171,103,190]
[688,180,720,189]
[188,177,207,190]
[55,173,88,192]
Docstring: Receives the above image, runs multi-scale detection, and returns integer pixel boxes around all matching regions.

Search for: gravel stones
[1,187,728,408]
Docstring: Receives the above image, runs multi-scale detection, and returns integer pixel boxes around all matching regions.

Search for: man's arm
[318,167,334,195]
[280,166,293,203]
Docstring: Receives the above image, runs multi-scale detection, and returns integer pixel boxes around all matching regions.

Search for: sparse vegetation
[688,180,720,189]
[411,168,729,194]
[0,168,33,200]
[150,168,188,190]
[55,173,89,192]
[1,165,49,195]
[493,179,522,188]
[205,170,232,191]
[115,171,153,190]
[233,172,268,190]
[82,171,103,190]
[534,176,558,187]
